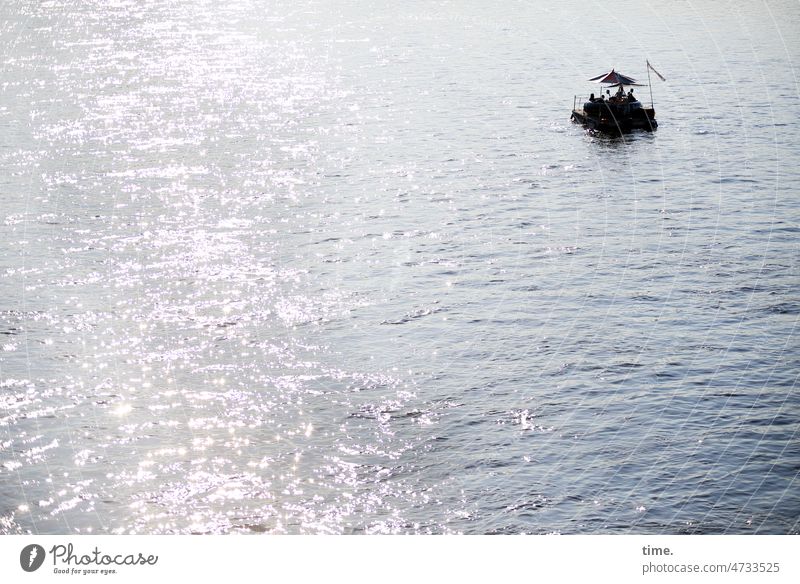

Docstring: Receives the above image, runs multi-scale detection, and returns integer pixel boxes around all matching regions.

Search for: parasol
[588,69,642,86]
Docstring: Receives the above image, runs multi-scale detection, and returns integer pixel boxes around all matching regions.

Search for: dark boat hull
[571,107,657,133]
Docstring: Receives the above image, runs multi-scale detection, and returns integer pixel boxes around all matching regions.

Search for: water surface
[1,0,798,534]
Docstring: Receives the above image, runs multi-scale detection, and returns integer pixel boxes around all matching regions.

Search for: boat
[571,67,659,133]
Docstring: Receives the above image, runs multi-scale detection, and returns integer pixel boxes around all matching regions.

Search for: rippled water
[1,0,798,534]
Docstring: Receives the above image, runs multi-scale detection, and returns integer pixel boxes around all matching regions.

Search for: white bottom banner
[1,535,796,583]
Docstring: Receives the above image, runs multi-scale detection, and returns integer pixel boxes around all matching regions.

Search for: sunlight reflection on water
[0,0,798,534]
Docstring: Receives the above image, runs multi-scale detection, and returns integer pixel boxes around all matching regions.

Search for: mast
[647,61,654,108]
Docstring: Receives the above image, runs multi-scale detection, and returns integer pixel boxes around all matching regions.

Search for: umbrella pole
[647,62,654,108]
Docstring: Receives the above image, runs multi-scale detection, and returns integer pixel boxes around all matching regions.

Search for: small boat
[571,67,659,133]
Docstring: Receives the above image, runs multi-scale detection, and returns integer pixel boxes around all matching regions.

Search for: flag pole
[647,60,654,108]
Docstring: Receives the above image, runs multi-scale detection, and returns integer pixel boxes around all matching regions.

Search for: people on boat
[572,68,659,131]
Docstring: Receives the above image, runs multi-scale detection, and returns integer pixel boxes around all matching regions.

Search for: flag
[647,60,666,82]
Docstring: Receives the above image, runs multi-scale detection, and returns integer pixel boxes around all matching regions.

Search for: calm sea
[1,0,798,534]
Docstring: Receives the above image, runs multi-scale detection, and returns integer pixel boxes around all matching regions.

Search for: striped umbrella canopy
[588,69,639,85]
[606,81,646,87]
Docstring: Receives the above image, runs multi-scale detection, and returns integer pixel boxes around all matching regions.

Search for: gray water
[1,0,798,535]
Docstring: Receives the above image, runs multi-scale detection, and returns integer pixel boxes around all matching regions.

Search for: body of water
[1,0,798,534]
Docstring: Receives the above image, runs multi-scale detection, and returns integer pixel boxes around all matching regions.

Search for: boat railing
[574,94,654,110]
